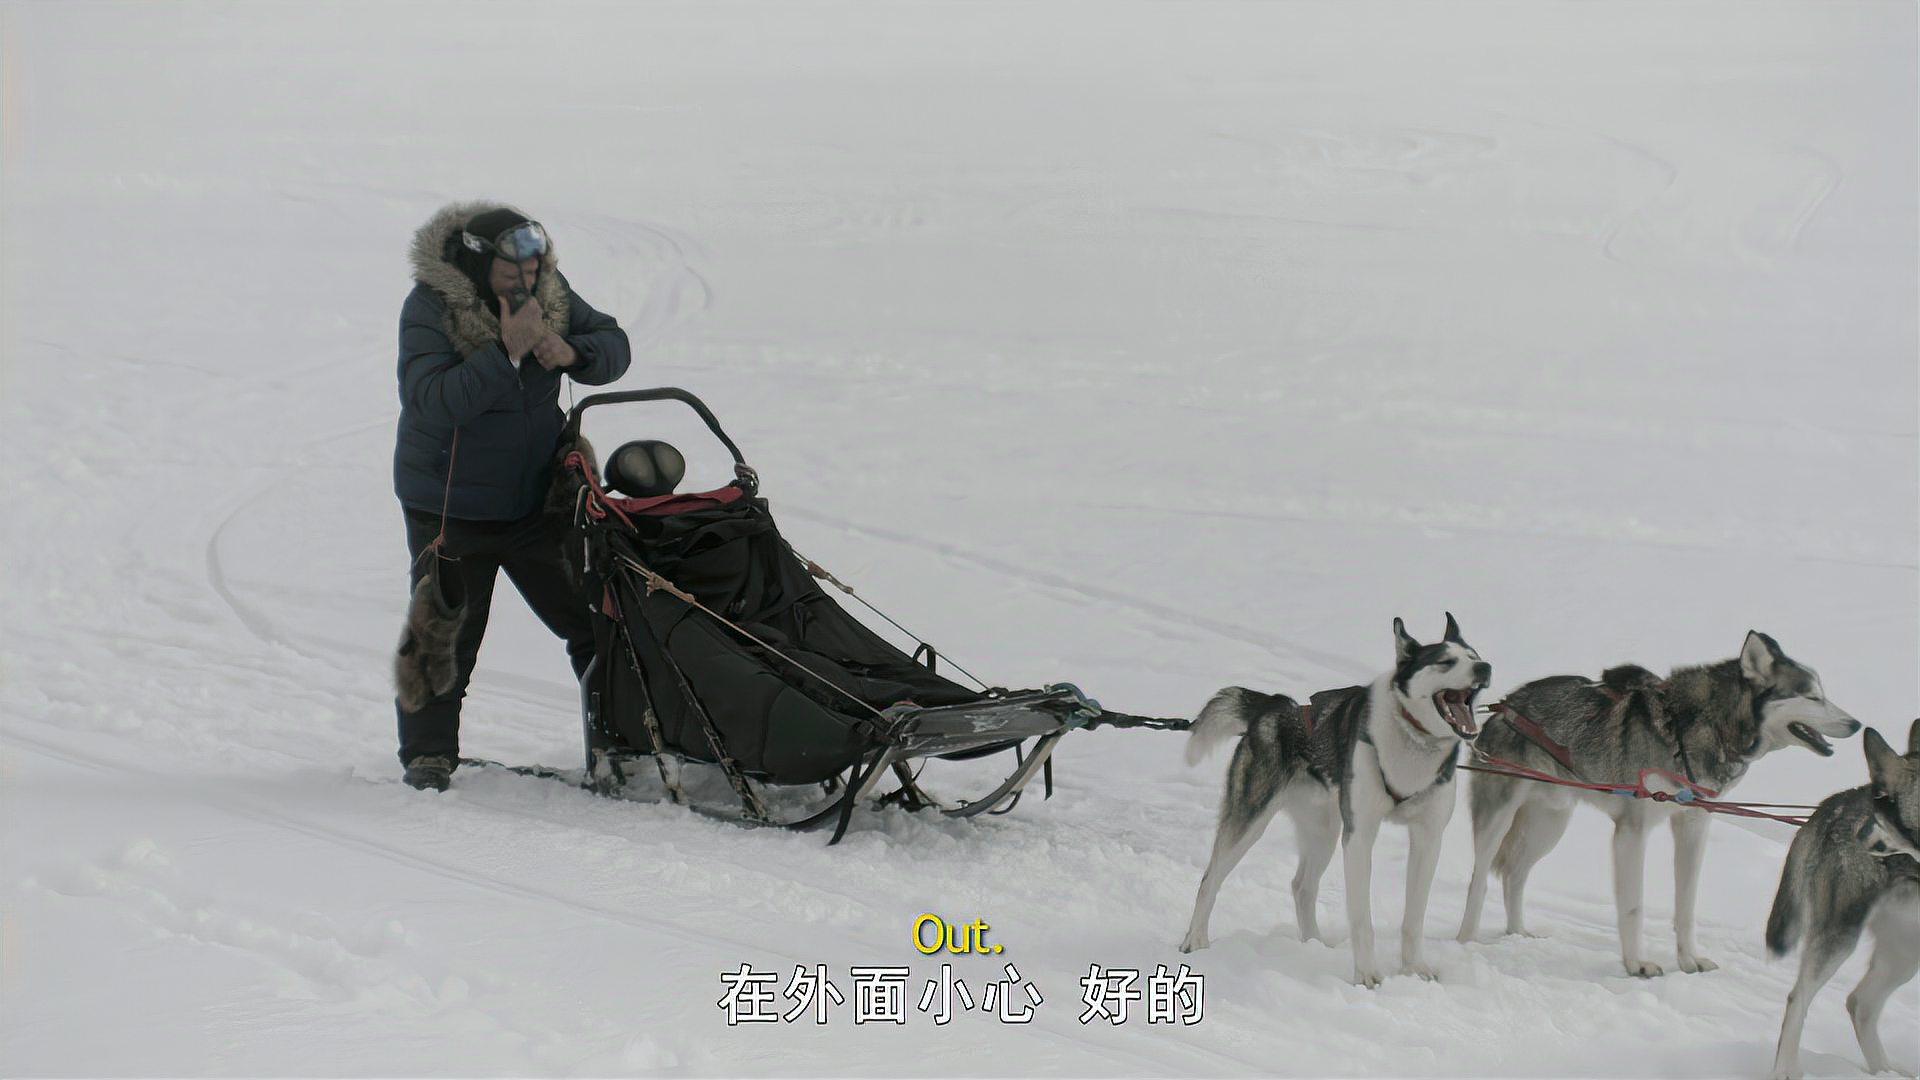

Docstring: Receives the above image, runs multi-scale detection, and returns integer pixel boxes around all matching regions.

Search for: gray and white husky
[1457,631,1860,977]
[1766,720,1920,1080]
[1179,615,1491,987]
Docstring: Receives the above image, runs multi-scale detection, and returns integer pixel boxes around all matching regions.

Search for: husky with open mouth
[1457,631,1860,978]
[1179,614,1491,988]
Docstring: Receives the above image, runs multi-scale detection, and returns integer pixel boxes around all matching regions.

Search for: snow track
[4,1,1914,1075]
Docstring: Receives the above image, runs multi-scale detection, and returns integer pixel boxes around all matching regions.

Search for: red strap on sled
[612,487,746,515]
[567,451,637,529]
[567,450,744,522]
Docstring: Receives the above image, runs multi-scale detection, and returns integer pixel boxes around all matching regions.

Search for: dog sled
[553,388,1180,842]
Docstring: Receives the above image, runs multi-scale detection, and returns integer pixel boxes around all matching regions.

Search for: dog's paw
[1401,962,1439,982]
[1353,969,1384,989]
[1766,1063,1799,1080]
[1677,953,1718,974]
[1178,933,1208,954]
[1623,958,1664,978]
[1503,926,1547,939]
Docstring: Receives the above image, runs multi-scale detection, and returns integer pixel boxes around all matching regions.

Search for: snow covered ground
[3,1,1915,1075]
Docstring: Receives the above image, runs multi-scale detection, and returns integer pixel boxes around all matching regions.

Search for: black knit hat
[449,207,533,306]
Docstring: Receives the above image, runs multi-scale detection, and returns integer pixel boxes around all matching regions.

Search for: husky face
[1391,612,1492,742]
[1862,719,1920,861]
[1740,630,1860,757]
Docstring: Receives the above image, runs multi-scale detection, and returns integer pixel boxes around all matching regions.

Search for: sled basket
[562,388,1149,840]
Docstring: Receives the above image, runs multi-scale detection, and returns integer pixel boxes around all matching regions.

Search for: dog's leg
[1771,929,1857,1080]
[1342,813,1384,987]
[1180,779,1284,954]
[1671,809,1717,973]
[1847,914,1919,1075]
[1289,797,1338,944]
[1612,813,1660,977]
[1400,800,1451,979]
[1500,799,1572,937]
[1458,783,1523,943]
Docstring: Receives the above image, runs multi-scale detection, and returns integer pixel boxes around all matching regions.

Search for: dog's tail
[1765,830,1811,957]
[1186,687,1258,765]
[1490,806,1528,880]
[1490,800,1563,881]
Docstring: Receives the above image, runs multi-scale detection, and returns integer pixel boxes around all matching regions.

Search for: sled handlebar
[564,387,752,478]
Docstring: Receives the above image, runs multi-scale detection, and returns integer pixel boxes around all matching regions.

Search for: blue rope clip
[1045,682,1103,728]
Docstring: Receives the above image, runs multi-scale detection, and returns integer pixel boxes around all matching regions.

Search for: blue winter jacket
[392,203,631,521]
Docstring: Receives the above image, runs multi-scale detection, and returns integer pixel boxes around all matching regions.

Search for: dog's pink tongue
[1444,695,1477,733]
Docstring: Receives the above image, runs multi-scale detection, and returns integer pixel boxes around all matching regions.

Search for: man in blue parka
[392,201,631,790]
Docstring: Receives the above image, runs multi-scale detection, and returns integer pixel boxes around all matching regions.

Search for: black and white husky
[1766,720,1920,1080]
[1179,615,1491,987]
[1457,631,1860,978]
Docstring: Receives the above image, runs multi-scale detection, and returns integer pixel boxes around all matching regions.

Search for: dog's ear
[1864,727,1906,795]
[1393,617,1418,663]
[1739,630,1784,685]
[1908,717,1919,757]
[1443,611,1464,645]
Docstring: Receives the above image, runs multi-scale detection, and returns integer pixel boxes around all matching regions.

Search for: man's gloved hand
[499,295,546,362]
[532,331,577,371]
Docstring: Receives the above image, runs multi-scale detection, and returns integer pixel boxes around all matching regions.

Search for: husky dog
[1457,631,1860,978]
[1180,615,1491,987]
[1766,721,1920,1080]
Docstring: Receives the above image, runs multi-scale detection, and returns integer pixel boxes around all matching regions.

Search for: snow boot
[403,755,454,792]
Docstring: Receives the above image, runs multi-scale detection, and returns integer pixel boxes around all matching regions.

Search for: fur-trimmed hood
[408,200,571,355]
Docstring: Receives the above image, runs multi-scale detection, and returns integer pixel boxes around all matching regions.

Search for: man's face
[488,255,541,306]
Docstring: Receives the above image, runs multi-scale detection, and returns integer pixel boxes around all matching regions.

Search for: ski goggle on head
[461,221,549,262]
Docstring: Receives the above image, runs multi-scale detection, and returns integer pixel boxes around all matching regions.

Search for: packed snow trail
[3,2,1914,1076]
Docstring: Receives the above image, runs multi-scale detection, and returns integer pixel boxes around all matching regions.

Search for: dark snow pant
[396,508,595,764]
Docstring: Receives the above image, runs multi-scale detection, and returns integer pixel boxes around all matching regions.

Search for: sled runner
[561,388,1180,842]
